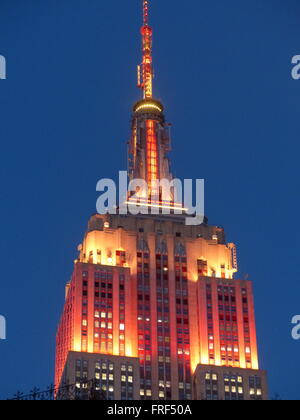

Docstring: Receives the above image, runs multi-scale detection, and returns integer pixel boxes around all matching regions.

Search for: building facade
[55,0,268,400]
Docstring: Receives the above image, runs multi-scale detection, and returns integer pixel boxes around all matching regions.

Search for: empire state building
[55,0,268,401]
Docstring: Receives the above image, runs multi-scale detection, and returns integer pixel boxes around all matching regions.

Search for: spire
[137,0,154,99]
[143,0,149,26]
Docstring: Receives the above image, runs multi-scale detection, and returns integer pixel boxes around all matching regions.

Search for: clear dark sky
[0,0,299,400]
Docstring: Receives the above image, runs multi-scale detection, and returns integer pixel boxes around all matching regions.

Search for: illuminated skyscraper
[55,1,268,400]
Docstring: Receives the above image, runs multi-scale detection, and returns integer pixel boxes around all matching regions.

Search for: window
[116,250,126,266]
[197,259,208,276]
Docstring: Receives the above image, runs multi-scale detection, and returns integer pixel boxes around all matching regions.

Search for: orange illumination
[146,120,159,192]
[137,1,154,99]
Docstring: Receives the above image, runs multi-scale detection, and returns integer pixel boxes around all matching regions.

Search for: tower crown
[133,99,164,115]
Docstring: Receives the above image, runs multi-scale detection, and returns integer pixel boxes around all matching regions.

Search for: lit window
[102,373,107,380]
[140,390,145,396]
[205,373,211,380]
[121,375,126,382]
[128,376,133,383]
[95,373,100,380]
[109,374,114,381]
[128,365,133,372]
[238,387,243,394]
[159,391,165,398]
[101,312,106,318]
[109,386,114,393]
[120,324,125,331]
[146,390,152,397]
[212,374,217,381]
[121,364,126,371]
[82,320,87,326]
[257,389,262,396]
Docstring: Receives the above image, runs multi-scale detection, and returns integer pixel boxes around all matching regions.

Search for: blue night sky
[0,0,299,400]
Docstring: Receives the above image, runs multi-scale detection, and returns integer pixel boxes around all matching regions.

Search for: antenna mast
[137,0,153,99]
